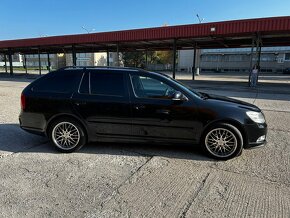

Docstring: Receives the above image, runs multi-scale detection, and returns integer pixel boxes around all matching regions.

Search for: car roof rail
[56,66,140,72]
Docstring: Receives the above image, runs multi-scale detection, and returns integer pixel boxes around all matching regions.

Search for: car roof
[58,66,140,72]
[52,66,170,79]
[55,66,170,78]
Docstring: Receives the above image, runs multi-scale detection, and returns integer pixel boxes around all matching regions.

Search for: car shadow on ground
[0,123,214,162]
[0,73,40,82]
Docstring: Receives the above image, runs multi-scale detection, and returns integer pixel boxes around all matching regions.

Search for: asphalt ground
[0,76,289,217]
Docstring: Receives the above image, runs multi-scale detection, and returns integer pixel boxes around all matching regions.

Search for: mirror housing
[172,91,188,101]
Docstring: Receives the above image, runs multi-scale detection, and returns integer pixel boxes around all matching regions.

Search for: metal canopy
[0,16,290,54]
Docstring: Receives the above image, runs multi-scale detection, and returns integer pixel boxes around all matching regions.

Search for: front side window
[90,71,125,96]
[131,75,176,99]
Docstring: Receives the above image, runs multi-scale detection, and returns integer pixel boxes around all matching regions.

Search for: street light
[81,26,95,34]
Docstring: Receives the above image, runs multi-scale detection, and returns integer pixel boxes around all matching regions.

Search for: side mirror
[172,91,188,101]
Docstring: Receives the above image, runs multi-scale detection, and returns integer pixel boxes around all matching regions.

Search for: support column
[4,54,7,73]
[106,49,110,67]
[24,54,27,75]
[248,37,255,86]
[192,45,197,80]
[145,49,148,70]
[38,49,42,75]
[47,53,51,72]
[72,45,77,66]
[8,51,13,75]
[172,39,177,79]
[116,43,120,67]
[257,43,262,84]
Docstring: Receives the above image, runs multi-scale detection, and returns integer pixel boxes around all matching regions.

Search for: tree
[122,50,174,68]
[156,51,173,64]
[122,51,145,68]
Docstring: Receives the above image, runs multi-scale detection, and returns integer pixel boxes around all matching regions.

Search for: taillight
[21,93,26,110]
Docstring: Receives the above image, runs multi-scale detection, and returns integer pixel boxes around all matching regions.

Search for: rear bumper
[244,122,267,148]
[19,111,47,135]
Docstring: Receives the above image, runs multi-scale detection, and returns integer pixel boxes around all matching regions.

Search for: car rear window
[32,70,82,93]
[89,71,125,97]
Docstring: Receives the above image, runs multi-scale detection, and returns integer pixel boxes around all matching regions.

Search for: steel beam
[8,51,13,75]
[145,49,148,69]
[116,43,120,67]
[172,39,177,79]
[72,45,77,66]
[106,49,110,66]
[47,53,51,72]
[248,37,255,86]
[38,49,42,75]
[4,54,7,73]
[192,45,197,80]
[24,54,27,75]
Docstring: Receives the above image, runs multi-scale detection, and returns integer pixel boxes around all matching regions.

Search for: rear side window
[32,70,82,93]
[90,71,125,97]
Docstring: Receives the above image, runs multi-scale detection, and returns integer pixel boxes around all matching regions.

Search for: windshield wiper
[199,92,209,99]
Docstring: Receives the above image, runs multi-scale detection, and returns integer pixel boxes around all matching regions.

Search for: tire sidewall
[48,118,86,153]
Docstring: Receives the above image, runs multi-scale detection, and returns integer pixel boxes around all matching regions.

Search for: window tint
[90,71,125,96]
[131,75,176,99]
[33,70,82,93]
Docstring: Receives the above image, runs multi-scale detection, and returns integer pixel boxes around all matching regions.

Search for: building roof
[0,16,290,54]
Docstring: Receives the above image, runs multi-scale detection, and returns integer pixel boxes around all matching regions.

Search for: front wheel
[49,118,87,153]
[202,123,243,160]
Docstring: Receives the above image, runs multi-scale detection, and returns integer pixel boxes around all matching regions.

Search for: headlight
[246,111,265,123]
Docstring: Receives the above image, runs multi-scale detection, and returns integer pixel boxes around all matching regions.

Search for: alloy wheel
[205,128,238,158]
[52,122,80,150]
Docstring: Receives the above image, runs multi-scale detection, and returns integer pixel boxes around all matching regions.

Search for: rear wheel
[49,118,87,152]
[202,123,243,160]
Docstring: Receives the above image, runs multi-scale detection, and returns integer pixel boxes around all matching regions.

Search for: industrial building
[178,47,290,73]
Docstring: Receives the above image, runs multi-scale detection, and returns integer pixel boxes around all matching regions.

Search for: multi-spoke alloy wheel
[49,118,86,152]
[52,122,80,150]
[203,123,243,160]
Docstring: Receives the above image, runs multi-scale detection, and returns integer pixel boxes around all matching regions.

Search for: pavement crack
[208,165,290,188]
[180,172,211,218]
[263,109,290,113]
[45,172,60,188]
[267,128,290,133]
[99,155,154,210]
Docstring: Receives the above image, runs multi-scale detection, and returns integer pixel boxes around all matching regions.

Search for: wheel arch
[46,113,88,140]
[201,119,248,147]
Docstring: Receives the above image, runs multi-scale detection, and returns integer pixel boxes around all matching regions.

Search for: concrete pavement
[0,77,289,217]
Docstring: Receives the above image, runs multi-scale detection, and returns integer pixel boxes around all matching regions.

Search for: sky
[0,0,290,40]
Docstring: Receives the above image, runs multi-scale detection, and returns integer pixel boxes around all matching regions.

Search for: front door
[129,72,200,143]
[72,70,131,139]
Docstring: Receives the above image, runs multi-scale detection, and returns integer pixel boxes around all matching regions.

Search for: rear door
[72,69,132,139]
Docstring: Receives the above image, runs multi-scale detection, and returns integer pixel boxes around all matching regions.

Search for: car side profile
[19,67,267,160]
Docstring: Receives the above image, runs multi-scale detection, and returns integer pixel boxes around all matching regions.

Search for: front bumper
[244,122,267,148]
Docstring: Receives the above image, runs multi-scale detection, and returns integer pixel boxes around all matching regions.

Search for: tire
[202,123,243,160]
[48,118,87,153]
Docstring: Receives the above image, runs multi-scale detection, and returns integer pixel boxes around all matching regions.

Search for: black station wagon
[19,67,267,159]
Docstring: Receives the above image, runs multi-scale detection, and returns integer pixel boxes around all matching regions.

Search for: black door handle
[75,101,87,106]
[134,105,146,110]
[156,109,170,115]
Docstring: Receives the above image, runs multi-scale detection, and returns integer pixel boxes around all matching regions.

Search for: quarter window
[33,70,82,93]
[131,75,176,99]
